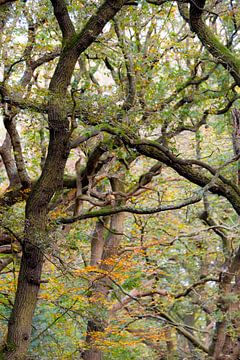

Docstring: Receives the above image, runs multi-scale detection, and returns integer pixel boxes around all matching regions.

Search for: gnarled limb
[189,0,240,85]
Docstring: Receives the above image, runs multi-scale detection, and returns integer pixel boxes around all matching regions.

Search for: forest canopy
[0,0,240,359]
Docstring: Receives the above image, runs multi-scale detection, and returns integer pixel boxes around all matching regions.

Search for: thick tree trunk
[4,245,44,359]
[2,122,71,359]
[2,44,73,360]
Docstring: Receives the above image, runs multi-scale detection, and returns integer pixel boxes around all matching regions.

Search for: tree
[0,0,239,359]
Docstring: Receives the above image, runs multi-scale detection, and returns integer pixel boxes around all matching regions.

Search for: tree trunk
[210,109,240,359]
[2,122,71,359]
[83,177,125,360]
[4,244,44,359]
[0,2,125,358]
[1,46,74,360]
[3,114,31,189]
[210,249,240,359]
[0,133,20,188]
[232,108,240,185]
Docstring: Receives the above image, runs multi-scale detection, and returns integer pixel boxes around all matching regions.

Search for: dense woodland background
[0,0,239,359]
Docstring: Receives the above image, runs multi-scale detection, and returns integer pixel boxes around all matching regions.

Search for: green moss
[192,19,240,83]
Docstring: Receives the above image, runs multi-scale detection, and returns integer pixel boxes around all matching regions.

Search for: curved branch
[58,190,203,224]
[3,112,31,188]
[189,0,240,85]
[69,123,240,215]
[138,313,209,353]
[0,133,20,187]
[175,277,219,299]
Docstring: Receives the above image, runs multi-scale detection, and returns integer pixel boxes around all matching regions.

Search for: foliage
[0,0,240,359]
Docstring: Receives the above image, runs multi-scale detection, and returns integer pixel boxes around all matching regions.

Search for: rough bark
[1,1,126,358]
[3,98,72,359]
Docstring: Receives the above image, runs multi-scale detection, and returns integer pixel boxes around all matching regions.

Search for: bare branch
[175,277,219,299]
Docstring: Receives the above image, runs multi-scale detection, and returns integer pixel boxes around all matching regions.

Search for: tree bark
[209,248,240,359]
[232,109,240,184]
[2,113,71,359]
[1,2,125,358]
[3,114,31,189]
[189,0,240,86]
[0,133,20,188]
[83,177,125,360]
